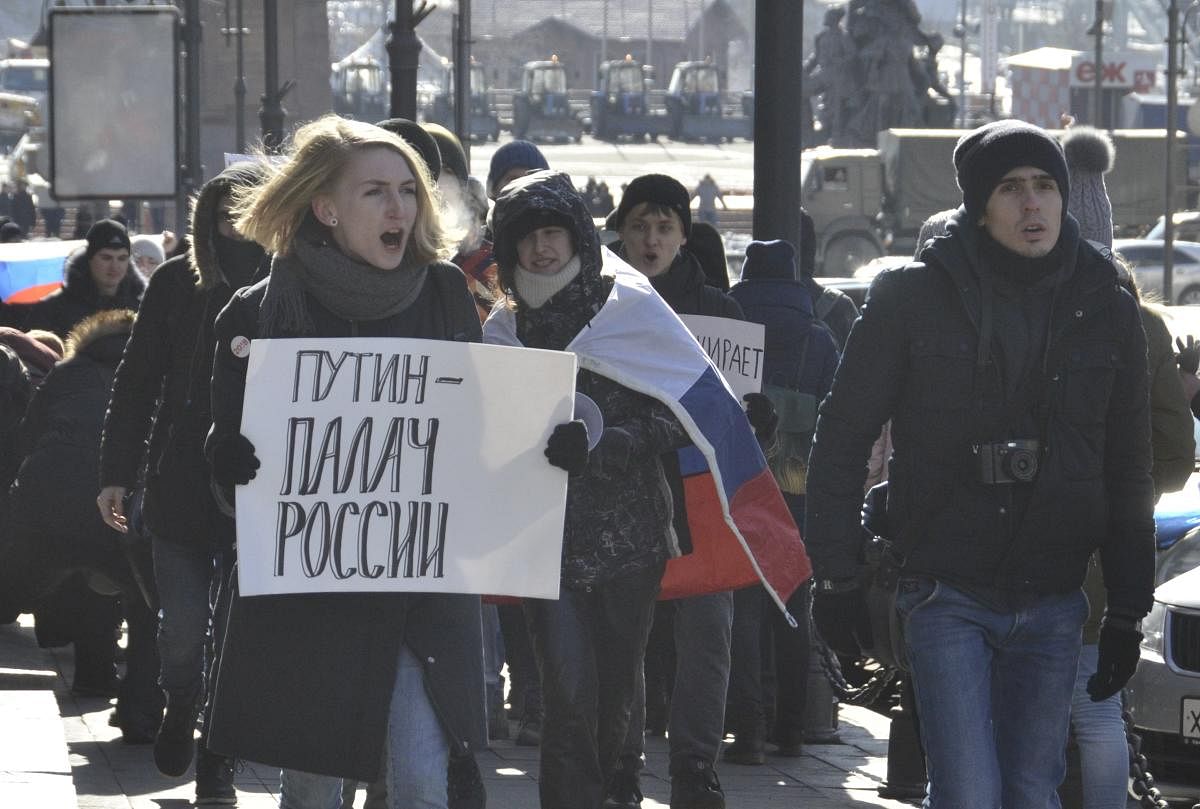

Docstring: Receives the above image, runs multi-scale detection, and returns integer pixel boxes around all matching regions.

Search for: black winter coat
[648,250,745,320]
[5,313,133,594]
[805,215,1156,618]
[19,250,145,338]
[204,261,487,781]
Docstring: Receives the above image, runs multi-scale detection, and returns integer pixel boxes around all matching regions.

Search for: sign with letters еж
[679,315,765,400]
[236,338,576,599]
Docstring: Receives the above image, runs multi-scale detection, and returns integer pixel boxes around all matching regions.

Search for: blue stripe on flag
[678,365,762,498]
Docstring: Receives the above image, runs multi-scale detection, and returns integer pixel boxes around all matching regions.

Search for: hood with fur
[63,308,135,364]
[189,161,270,289]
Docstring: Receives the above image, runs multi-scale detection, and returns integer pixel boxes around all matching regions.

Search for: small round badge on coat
[230,336,252,358]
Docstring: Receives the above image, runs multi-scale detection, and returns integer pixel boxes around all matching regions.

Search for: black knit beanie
[953,120,1070,222]
[740,239,797,281]
[613,173,692,236]
[422,123,469,183]
[375,118,442,180]
[85,219,131,260]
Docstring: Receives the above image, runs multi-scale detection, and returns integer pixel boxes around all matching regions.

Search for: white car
[1124,523,1200,802]
[1112,238,1200,306]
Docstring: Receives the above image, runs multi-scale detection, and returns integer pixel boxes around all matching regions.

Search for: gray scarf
[258,236,428,336]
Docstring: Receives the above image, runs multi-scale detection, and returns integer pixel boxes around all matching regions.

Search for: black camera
[977,439,1041,484]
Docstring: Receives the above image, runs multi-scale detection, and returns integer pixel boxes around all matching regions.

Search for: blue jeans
[152,537,224,702]
[1069,643,1128,809]
[897,576,1087,809]
[279,644,450,809]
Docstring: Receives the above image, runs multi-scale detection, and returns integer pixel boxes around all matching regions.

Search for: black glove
[1177,335,1200,374]
[812,583,874,658]
[210,433,261,487]
[1086,619,1143,702]
[743,392,778,444]
[545,420,589,475]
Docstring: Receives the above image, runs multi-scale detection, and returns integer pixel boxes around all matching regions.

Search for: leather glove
[210,433,261,487]
[812,583,874,658]
[743,392,778,444]
[1177,335,1200,374]
[1086,619,1143,702]
[545,420,589,475]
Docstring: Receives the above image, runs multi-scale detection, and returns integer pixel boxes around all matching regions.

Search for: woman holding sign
[203,115,484,809]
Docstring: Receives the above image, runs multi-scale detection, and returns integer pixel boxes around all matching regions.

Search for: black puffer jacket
[647,249,745,319]
[6,311,134,589]
[100,163,269,551]
[493,170,690,588]
[204,256,485,781]
[20,248,145,338]
[805,212,1156,618]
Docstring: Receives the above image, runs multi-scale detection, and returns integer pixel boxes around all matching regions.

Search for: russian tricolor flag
[0,240,83,303]
[486,250,811,620]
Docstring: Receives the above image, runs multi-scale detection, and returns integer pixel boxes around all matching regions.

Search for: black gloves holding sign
[1086,615,1143,702]
[210,433,261,487]
[545,422,635,477]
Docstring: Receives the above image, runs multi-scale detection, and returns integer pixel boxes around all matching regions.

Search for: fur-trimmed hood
[63,308,135,364]
[188,161,271,290]
[1062,126,1114,176]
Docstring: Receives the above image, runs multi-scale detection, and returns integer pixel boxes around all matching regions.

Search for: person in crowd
[38,183,66,239]
[0,182,13,218]
[486,139,549,200]
[805,120,1156,807]
[798,208,858,349]
[19,219,145,337]
[97,162,270,804]
[488,169,692,809]
[0,220,23,242]
[201,115,485,809]
[725,240,838,765]
[1,310,161,740]
[130,235,166,278]
[690,175,726,228]
[1061,122,1194,809]
[685,222,731,292]
[606,173,771,809]
[11,179,36,236]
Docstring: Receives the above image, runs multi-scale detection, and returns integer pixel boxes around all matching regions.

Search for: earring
[329,217,338,227]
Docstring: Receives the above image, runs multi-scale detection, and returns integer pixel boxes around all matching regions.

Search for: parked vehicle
[664,60,752,143]
[512,56,582,143]
[1145,211,1200,243]
[0,58,48,113]
[590,55,670,142]
[805,129,1186,276]
[330,54,387,123]
[0,90,38,152]
[425,60,500,142]
[1112,238,1200,305]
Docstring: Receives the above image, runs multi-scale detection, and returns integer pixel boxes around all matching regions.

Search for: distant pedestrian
[11,179,36,236]
[691,173,726,227]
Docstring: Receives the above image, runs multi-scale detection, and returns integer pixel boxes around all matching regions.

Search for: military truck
[806,128,1186,275]
[512,56,583,143]
[664,60,752,143]
[425,61,501,142]
[589,55,672,142]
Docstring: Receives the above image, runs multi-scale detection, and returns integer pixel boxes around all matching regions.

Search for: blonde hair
[233,115,453,265]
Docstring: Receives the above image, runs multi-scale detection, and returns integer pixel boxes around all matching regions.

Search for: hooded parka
[100,163,270,551]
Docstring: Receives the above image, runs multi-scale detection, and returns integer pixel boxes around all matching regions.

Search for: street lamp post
[221,0,247,152]
[1092,0,1104,127]
[1166,0,1181,304]
[957,0,968,127]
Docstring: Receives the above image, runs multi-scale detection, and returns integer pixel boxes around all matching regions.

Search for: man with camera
[805,120,1156,807]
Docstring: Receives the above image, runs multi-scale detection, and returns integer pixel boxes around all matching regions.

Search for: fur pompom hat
[1062,126,1115,248]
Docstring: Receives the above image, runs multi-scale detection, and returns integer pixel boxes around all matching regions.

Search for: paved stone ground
[2,615,925,808]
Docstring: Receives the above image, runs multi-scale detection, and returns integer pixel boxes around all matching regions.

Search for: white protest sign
[236,338,576,599]
[680,315,765,399]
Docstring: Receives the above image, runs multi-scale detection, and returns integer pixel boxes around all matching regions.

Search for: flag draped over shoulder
[484,249,811,621]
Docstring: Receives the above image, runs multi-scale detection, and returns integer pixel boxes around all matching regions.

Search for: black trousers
[525,562,663,809]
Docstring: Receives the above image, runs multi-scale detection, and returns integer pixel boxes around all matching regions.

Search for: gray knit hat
[1062,126,1115,248]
